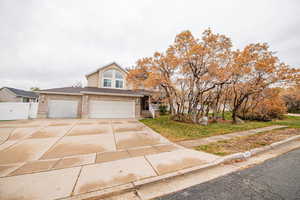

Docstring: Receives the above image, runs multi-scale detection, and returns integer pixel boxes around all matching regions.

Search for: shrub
[281,85,300,113]
[170,114,194,123]
[239,94,286,121]
[159,105,168,115]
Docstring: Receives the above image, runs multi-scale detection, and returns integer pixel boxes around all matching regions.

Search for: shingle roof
[3,87,38,98]
[37,87,84,94]
[38,87,150,96]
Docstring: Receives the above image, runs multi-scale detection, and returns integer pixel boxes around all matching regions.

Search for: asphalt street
[158,148,300,200]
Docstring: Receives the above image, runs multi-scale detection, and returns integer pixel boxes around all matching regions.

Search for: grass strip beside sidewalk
[195,128,300,156]
[140,115,300,142]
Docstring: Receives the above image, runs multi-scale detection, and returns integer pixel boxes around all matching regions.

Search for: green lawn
[140,115,300,142]
[268,115,300,128]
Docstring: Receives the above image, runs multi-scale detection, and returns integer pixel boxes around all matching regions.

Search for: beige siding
[86,63,129,89]
[0,88,22,102]
[98,64,128,89]
[87,72,99,87]
[37,94,82,118]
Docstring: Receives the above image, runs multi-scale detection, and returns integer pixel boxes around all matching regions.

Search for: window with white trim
[102,69,124,88]
[115,71,124,88]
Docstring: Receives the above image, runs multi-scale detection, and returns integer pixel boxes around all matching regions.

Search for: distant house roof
[37,87,150,97]
[2,87,38,98]
[85,62,128,77]
[38,87,84,94]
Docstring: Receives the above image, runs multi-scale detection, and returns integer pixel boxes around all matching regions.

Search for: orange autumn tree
[281,84,300,113]
[238,88,287,121]
[229,43,299,123]
[127,29,300,124]
[128,29,233,122]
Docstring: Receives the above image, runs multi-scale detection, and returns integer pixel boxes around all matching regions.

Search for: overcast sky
[0,0,299,90]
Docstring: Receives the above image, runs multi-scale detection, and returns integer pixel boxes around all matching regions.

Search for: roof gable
[86,62,128,77]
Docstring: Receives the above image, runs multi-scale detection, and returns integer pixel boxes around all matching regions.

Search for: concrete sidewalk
[178,125,286,148]
[0,119,219,200]
[287,113,300,117]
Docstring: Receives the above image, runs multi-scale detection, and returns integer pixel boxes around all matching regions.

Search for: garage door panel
[48,100,78,118]
[89,100,135,118]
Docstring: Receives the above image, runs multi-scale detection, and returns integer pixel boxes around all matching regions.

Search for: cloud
[0,0,299,90]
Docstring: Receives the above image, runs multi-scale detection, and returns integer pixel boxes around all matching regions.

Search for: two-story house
[37,62,153,119]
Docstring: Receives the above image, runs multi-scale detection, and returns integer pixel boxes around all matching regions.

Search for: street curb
[61,183,135,200]
[226,135,300,160]
[270,135,300,149]
[65,135,300,200]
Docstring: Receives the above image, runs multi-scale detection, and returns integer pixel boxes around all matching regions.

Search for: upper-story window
[103,69,124,88]
[103,70,113,87]
[115,71,124,88]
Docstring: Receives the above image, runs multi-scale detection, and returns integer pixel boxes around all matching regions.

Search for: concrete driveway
[0,119,218,200]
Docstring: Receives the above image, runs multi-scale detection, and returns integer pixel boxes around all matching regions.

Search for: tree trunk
[242,96,249,119]
[232,109,237,124]
[222,100,226,120]
[205,105,210,117]
[168,98,175,115]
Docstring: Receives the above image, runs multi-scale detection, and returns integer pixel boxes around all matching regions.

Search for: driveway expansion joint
[71,166,83,196]
[143,155,160,176]
[38,122,78,160]
[0,128,15,146]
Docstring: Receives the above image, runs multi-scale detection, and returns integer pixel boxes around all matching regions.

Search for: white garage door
[48,100,78,118]
[89,100,135,118]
